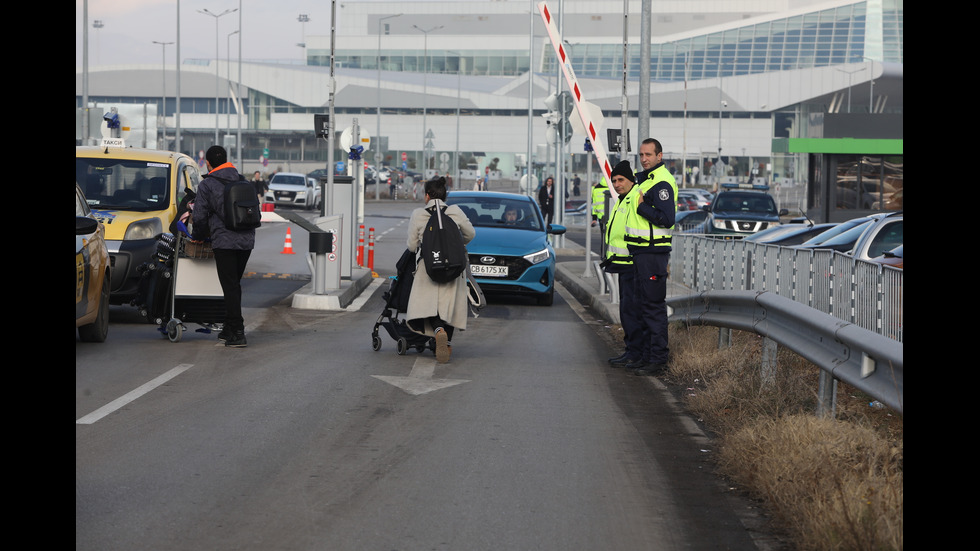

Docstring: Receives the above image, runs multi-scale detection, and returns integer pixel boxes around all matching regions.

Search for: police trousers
[633,252,670,364]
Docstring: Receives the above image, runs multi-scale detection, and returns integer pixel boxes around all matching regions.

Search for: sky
[76,0,371,67]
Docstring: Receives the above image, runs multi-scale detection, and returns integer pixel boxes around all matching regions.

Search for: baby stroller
[371,249,488,355]
[372,249,434,355]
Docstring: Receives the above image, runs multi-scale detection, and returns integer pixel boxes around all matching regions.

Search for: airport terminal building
[76,0,903,221]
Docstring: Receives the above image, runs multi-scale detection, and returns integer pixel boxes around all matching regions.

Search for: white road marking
[76,364,193,425]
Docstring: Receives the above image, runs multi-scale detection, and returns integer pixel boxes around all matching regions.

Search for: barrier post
[367,227,376,272]
[356,224,365,266]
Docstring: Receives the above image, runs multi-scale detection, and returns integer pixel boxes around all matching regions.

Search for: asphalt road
[76,195,784,551]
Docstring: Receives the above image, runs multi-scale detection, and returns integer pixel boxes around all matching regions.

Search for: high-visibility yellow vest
[604,184,640,266]
[591,178,610,220]
[624,165,677,248]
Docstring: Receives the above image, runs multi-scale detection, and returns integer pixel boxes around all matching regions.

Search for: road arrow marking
[372,359,470,396]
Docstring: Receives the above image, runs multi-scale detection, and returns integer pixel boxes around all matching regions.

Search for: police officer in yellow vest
[591,176,611,258]
[601,161,648,367]
[624,138,677,376]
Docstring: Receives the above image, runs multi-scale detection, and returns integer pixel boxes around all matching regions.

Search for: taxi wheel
[78,274,110,343]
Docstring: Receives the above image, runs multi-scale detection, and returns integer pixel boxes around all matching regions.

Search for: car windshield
[813,220,872,248]
[271,175,307,186]
[446,196,543,231]
[799,217,869,246]
[714,193,777,214]
[76,157,172,212]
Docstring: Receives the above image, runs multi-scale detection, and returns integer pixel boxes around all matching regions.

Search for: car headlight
[124,218,164,241]
[523,247,550,265]
[711,218,727,230]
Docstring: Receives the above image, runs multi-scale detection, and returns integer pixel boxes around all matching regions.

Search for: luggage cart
[135,233,225,342]
[163,233,226,342]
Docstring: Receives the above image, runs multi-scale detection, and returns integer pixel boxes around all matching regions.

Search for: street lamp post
[152,40,174,150]
[413,24,443,180]
[376,14,402,200]
[226,29,239,142]
[448,51,462,189]
[199,7,237,144]
[297,14,309,63]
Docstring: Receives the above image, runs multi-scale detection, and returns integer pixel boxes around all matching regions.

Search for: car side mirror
[778,208,789,216]
[76,216,99,235]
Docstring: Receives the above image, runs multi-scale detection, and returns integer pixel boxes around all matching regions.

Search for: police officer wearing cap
[623,138,677,375]
[601,161,648,368]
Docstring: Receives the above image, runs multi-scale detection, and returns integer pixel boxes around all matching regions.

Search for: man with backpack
[192,145,256,348]
[405,177,475,363]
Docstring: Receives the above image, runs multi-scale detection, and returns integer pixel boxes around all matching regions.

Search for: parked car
[794,214,889,254]
[870,244,903,269]
[76,145,201,304]
[674,209,709,232]
[743,222,837,246]
[703,183,788,236]
[677,188,712,209]
[849,212,902,262]
[446,191,566,306]
[307,168,330,181]
[76,182,111,342]
[265,172,321,210]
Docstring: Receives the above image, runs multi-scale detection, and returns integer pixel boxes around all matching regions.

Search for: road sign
[401,152,408,162]
[340,126,371,151]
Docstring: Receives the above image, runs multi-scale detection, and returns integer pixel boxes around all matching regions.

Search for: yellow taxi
[76,183,111,342]
[75,146,202,304]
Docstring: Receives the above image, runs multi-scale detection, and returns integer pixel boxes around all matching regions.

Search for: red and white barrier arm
[537,1,614,182]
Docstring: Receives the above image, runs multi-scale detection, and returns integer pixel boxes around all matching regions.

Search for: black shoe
[611,356,641,368]
[607,352,629,365]
[623,359,649,373]
[225,332,247,348]
[217,327,232,342]
[630,363,667,376]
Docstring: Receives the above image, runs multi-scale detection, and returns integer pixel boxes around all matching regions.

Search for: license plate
[471,264,507,277]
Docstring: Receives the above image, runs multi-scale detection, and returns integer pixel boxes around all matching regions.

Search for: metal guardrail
[672,235,903,343]
[667,290,903,414]
[667,234,903,415]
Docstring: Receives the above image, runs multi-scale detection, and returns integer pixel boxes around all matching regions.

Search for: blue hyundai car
[446,191,566,306]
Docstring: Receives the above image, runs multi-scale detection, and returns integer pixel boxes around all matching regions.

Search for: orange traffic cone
[281,227,295,254]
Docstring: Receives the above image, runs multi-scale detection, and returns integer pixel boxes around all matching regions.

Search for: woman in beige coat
[406,177,476,362]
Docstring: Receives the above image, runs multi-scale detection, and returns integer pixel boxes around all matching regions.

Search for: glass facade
[314,1,901,81]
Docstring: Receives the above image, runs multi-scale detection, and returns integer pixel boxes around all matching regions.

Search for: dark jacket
[192,164,256,250]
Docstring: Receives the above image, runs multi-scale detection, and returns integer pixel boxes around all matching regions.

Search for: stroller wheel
[415,344,425,352]
[372,335,382,351]
[397,337,408,355]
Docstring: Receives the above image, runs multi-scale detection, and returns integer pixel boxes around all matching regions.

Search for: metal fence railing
[672,235,904,343]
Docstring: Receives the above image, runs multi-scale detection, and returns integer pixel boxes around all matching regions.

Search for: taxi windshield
[76,157,172,212]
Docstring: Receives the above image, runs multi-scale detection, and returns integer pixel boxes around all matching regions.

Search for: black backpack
[217,174,261,231]
[419,204,467,284]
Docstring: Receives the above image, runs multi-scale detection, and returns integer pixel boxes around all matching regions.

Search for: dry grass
[664,324,903,551]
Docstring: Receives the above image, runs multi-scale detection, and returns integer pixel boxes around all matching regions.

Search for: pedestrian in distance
[252,171,268,204]
[538,176,555,225]
[191,145,256,348]
[600,161,648,369]
[405,177,476,363]
[624,138,677,375]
